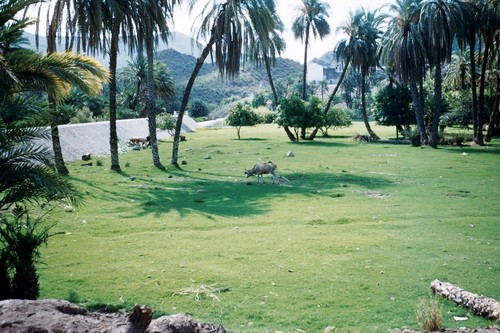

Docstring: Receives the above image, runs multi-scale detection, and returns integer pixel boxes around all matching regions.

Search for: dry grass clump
[416,299,443,332]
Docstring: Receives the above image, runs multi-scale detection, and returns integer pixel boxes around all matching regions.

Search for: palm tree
[133,0,179,168]
[337,8,384,140]
[0,4,81,209]
[455,0,480,141]
[292,0,331,101]
[306,8,370,141]
[419,0,461,148]
[120,58,177,115]
[244,1,295,141]
[380,0,428,144]
[476,0,500,144]
[171,0,278,166]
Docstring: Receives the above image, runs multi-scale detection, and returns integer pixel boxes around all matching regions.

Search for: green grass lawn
[39,123,499,333]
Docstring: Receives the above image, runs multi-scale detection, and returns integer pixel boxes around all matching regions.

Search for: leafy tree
[320,106,353,136]
[372,81,414,138]
[275,95,322,141]
[189,100,210,118]
[252,91,267,108]
[171,0,279,166]
[292,0,331,100]
[275,96,306,141]
[157,113,176,136]
[224,103,261,139]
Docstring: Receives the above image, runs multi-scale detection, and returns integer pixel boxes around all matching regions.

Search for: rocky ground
[0,299,498,333]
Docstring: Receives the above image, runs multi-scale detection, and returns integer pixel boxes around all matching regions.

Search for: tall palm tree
[0,3,82,209]
[134,0,178,168]
[244,1,295,141]
[339,8,384,140]
[307,10,366,141]
[119,58,176,115]
[171,0,277,166]
[476,0,500,144]
[419,0,461,147]
[292,0,331,101]
[455,0,480,141]
[380,0,428,144]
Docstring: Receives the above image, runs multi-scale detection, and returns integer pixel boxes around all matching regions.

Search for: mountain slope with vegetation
[156,48,303,106]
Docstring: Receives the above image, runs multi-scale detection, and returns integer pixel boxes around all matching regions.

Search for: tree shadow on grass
[69,166,396,221]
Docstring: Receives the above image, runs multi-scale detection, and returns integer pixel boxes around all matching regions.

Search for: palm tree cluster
[0,0,106,300]
[380,0,500,147]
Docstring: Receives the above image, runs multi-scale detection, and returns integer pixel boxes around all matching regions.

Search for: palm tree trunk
[485,71,499,142]
[302,24,310,101]
[360,72,378,139]
[47,4,68,176]
[476,34,492,145]
[264,53,295,141]
[109,30,121,172]
[409,81,428,145]
[300,24,311,140]
[146,41,161,167]
[429,65,442,148]
[469,38,479,142]
[50,105,69,175]
[172,35,216,167]
[307,57,350,141]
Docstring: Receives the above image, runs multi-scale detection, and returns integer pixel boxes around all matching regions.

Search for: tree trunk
[469,40,479,140]
[172,35,215,167]
[307,57,351,141]
[299,25,311,140]
[47,4,68,175]
[302,23,310,101]
[429,65,442,148]
[125,305,153,333]
[50,115,69,175]
[360,72,378,140]
[264,53,295,141]
[409,81,428,145]
[430,279,500,321]
[485,71,499,142]
[109,30,121,172]
[477,34,493,146]
[146,41,161,168]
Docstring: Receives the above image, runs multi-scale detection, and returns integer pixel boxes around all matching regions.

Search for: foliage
[224,103,260,139]
[320,106,353,136]
[188,100,210,118]
[252,91,267,108]
[69,107,95,124]
[156,113,176,135]
[0,122,81,210]
[372,83,414,137]
[118,58,176,117]
[441,90,474,128]
[0,205,58,300]
[274,95,324,141]
[274,95,306,141]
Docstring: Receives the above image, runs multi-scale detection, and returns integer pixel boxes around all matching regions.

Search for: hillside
[157,48,303,105]
[23,31,303,106]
